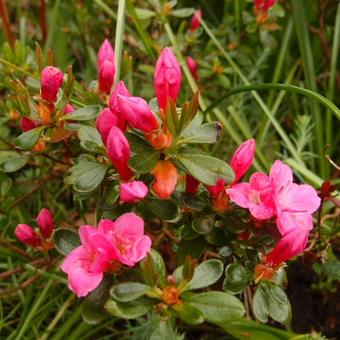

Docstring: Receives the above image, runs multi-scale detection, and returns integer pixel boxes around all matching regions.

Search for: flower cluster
[61,213,151,297]
[15,208,54,250]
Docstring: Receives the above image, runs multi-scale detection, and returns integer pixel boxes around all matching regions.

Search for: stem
[0,0,14,49]
[0,57,38,79]
[39,0,48,44]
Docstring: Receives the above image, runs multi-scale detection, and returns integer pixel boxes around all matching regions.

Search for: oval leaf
[223,263,253,294]
[105,298,153,319]
[110,282,151,302]
[0,151,29,172]
[54,228,81,256]
[61,105,101,121]
[13,126,45,150]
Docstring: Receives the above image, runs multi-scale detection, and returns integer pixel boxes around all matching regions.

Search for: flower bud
[36,208,54,239]
[185,174,200,194]
[154,47,181,110]
[207,179,225,198]
[106,126,133,180]
[117,95,159,133]
[151,160,178,199]
[98,60,115,94]
[190,9,202,32]
[186,56,199,79]
[230,139,255,185]
[96,108,120,145]
[15,224,41,247]
[41,66,64,102]
[254,0,276,11]
[97,39,114,69]
[120,181,148,203]
[20,117,37,132]
[64,104,74,114]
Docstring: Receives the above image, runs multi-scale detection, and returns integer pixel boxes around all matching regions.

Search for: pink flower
[98,213,151,266]
[186,56,199,80]
[36,208,54,239]
[20,117,37,132]
[230,139,256,185]
[15,224,41,247]
[117,95,159,133]
[227,173,275,220]
[185,174,200,194]
[154,47,182,110]
[96,108,121,145]
[106,126,133,180]
[61,226,115,297]
[254,0,276,11]
[120,181,148,203]
[64,104,74,114]
[41,66,64,102]
[190,9,202,32]
[98,39,115,94]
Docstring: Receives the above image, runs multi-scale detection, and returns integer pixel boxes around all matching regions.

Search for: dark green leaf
[192,215,215,234]
[178,122,222,144]
[146,198,178,221]
[126,132,154,153]
[53,228,81,256]
[129,151,159,173]
[78,126,105,153]
[61,105,101,121]
[105,298,153,319]
[223,263,253,294]
[140,249,167,287]
[110,282,151,302]
[13,126,45,150]
[176,237,206,265]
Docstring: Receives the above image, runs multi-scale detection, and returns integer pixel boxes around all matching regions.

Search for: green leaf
[60,105,101,121]
[252,285,269,323]
[135,7,156,20]
[64,158,109,194]
[177,152,234,186]
[82,276,112,325]
[172,302,204,325]
[110,282,151,302]
[170,8,195,18]
[186,291,245,323]
[150,317,182,340]
[105,298,153,319]
[176,237,207,265]
[129,151,159,173]
[126,132,154,153]
[0,151,29,172]
[53,228,81,256]
[174,259,224,291]
[13,126,45,150]
[192,215,215,235]
[78,126,105,153]
[178,122,222,144]
[223,263,253,294]
[140,249,167,287]
[146,198,178,221]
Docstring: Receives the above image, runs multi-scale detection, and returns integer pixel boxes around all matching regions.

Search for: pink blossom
[96,108,120,145]
[186,56,199,80]
[64,104,74,114]
[98,213,151,266]
[41,66,64,102]
[36,208,54,239]
[254,0,276,11]
[227,173,275,220]
[117,95,159,133]
[98,39,114,69]
[20,117,37,132]
[61,226,115,297]
[230,139,256,185]
[190,9,202,32]
[185,174,200,194]
[106,126,133,180]
[120,181,148,203]
[154,47,182,110]
[15,224,41,247]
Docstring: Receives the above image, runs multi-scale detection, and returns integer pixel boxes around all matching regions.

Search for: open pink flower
[117,95,159,133]
[97,39,115,94]
[120,181,148,203]
[96,108,121,145]
[15,224,41,247]
[61,226,115,297]
[227,173,275,220]
[106,126,133,180]
[190,9,202,32]
[41,66,64,102]
[36,208,54,239]
[154,47,182,110]
[98,213,151,267]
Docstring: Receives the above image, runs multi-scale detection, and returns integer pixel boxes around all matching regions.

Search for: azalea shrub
[0,0,339,339]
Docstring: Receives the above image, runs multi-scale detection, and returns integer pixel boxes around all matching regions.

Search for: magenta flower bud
[117,95,159,133]
[254,0,276,11]
[120,181,149,203]
[230,139,256,185]
[190,9,202,32]
[97,39,114,70]
[20,117,37,132]
[41,66,64,102]
[154,47,182,110]
[96,108,121,145]
[186,56,199,79]
[64,104,74,114]
[99,60,115,94]
[36,208,54,239]
[106,126,133,180]
[15,224,41,247]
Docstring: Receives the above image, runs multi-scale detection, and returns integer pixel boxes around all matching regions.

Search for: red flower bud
[41,66,64,102]
[36,208,54,239]
[15,224,41,247]
[20,117,37,132]
[190,9,202,32]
